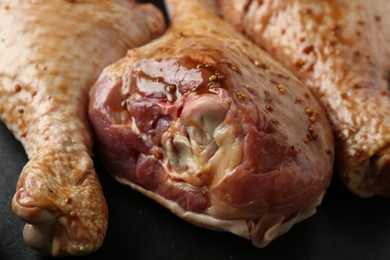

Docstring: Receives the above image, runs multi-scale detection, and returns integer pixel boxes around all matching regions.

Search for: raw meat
[89,0,333,248]
[0,0,165,256]
[217,0,390,197]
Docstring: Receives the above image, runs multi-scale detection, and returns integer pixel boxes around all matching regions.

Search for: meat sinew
[0,0,165,256]
[89,0,334,248]
[217,0,390,197]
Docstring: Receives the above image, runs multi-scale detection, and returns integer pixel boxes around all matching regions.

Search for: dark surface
[1,1,390,259]
[2,123,390,260]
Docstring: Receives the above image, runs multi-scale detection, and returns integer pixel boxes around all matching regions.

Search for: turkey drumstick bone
[0,0,165,256]
[217,0,390,197]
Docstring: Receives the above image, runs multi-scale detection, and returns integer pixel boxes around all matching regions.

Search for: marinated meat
[0,0,165,256]
[89,0,334,248]
[217,0,390,197]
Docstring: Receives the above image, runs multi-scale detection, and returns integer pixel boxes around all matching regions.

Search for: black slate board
[1,1,390,259]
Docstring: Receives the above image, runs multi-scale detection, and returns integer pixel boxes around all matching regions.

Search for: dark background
[1,1,390,259]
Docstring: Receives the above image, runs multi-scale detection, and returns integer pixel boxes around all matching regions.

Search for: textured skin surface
[89,0,334,248]
[218,0,390,197]
[0,0,165,256]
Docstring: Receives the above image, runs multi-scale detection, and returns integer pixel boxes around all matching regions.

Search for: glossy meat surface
[89,0,333,248]
[0,0,165,256]
[218,0,390,197]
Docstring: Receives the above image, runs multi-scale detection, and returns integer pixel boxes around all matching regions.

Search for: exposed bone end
[368,146,390,197]
[13,187,107,256]
[22,222,98,256]
[12,155,108,256]
[344,145,390,198]
[23,223,56,256]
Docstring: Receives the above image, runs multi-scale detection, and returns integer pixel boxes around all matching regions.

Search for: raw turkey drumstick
[217,0,390,197]
[89,0,334,248]
[0,0,165,256]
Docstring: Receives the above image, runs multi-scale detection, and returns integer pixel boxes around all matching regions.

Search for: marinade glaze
[217,0,390,197]
[89,0,334,248]
[0,0,165,256]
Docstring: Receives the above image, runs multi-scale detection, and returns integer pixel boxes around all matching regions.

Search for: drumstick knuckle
[0,0,165,256]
